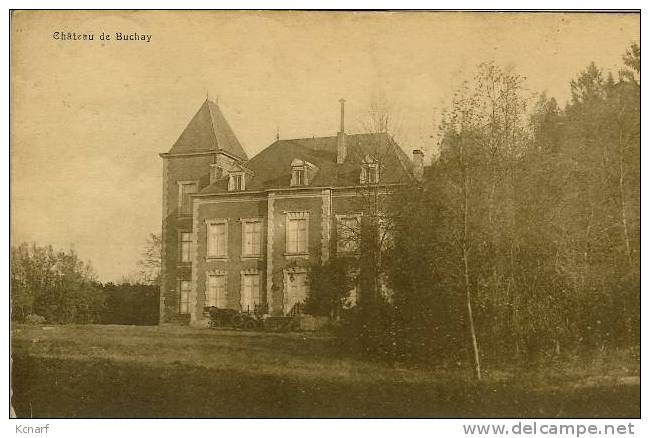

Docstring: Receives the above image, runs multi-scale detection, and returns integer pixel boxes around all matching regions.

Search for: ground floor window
[179,280,191,314]
[206,273,226,308]
[241,273,261,312]
[285,272,309,314]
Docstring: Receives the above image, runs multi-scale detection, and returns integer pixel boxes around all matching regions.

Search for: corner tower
[159,98,247,322]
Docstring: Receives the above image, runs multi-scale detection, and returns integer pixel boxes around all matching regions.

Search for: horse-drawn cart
[203,304,303,332]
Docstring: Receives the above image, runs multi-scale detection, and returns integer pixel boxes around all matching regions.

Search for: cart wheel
[231,313,244,328]
[243,319,257,331]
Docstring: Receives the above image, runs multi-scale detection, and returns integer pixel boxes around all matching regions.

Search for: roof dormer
[226,163,254,192]
[228,172,245,191]
[360,154,380,184]
[290,158,317,187]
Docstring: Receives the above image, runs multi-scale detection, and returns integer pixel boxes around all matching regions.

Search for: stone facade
[160,152,215,322]
[159,98,419,325]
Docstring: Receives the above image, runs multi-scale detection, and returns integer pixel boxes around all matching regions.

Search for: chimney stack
[210,163,223,184]
[337,98,347,164]
[412,149,424,182]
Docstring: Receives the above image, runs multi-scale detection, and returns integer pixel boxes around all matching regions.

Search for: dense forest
[316,44,640,375]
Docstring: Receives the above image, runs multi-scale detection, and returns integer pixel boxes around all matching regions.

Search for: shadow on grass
[12,355,639,418]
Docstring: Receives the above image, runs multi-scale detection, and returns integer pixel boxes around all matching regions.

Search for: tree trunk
[460,140,482,381]
[582,205,594,289]
[617,127,633,266]
[463,246,481,380]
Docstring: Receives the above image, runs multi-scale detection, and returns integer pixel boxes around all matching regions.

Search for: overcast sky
[10,11,639,282]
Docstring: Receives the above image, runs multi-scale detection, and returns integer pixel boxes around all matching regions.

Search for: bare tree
[439,85,483,380]
[137,232,162,286]
[347,93,408,306]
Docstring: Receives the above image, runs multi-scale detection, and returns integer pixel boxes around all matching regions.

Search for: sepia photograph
[9,9,640,421]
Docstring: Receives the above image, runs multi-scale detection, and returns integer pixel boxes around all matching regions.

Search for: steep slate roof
[168,99,248,160]
[200,132,415,194]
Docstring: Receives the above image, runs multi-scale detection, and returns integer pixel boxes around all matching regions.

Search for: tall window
[242,220,262,257]
[179,280,191,314]
[206,273,226,308]
[178,182,198,214]
[286,215,308,254]
[337,215,360,253]
[207,221,227,258]
[179,232,192,262]
[241,273,260,312]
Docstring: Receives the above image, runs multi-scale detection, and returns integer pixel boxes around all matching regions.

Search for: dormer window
[294,168,305,185]
[367,163,379,184]
[290,158,317,187]
[360,155,380,184]
[229,173,244,191]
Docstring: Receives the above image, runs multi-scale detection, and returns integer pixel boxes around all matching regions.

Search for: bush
[336,301,396,361]
[24,314,46,325]
[100,283,159,325]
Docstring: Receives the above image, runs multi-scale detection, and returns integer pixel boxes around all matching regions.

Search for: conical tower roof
[168,99,248,160]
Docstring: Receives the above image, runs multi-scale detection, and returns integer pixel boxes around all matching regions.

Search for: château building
[159,98,423,325]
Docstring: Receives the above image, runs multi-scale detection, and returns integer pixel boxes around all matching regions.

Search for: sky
[10,11,639,282]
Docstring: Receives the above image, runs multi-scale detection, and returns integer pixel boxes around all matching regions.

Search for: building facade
[160,98,423,325]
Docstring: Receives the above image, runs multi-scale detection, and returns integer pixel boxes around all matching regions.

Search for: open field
[11,324,639,418]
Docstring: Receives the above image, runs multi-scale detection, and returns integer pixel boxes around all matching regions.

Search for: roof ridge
[281,135,337,142]
[386,135,415,179]
[204,100,249,160]
[205,99,220,151]
[278,132,381,143]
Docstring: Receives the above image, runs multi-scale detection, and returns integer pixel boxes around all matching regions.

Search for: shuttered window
[286,217,308,254]
[180,232,192,262]
[207,221,227,258]
[242,220,262,257]
[178,182,198,214]
[241,273,260,312]
[207,274,226,308]
[179,280,191,314]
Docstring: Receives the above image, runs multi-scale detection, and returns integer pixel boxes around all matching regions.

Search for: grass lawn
[11,324,639,418]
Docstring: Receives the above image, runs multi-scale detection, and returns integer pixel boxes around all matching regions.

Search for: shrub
[24,314,46,325]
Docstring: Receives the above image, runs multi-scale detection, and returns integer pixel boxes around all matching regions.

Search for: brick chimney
[337,98,347,164]
[412,149,424,182]
[210,163,222,184]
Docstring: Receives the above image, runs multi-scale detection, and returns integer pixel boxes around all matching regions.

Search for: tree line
[11,242,159,325]
[308,44,640,375]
